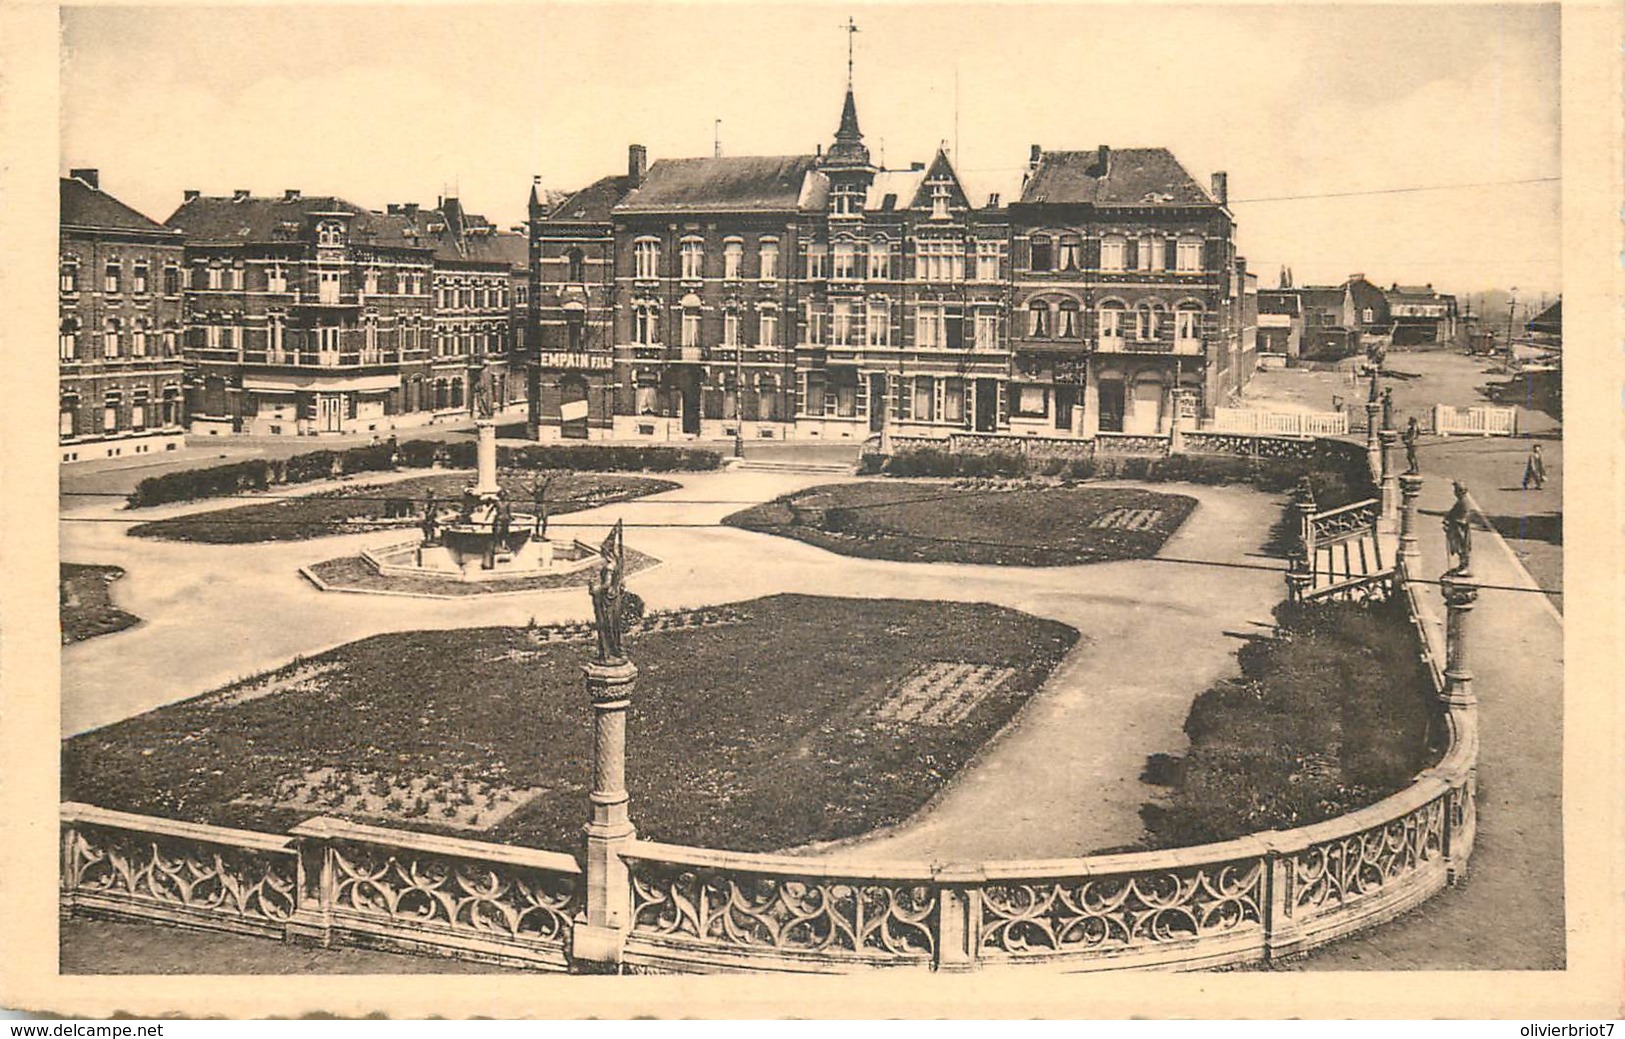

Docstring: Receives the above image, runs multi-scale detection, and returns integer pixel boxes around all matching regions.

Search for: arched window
[566,248,586,284]
[1029,234,1053,272]
[59,318,78,362]
[680,237,705,280]
[1057,299,1080,338]
[1097,301,1126,345]
[1057,235,1082,271]
[1175,303,1203,347]
[103,318,121,358]
[131,318,148,357]
[1135,301,1166,341]
[1028,299,1051,338]
[758,237,779,280]
[722,239,743,280]
[59,259,79,294]
[634,238,661,280]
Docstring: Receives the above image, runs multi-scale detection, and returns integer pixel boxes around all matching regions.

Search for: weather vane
[843,16,858,86]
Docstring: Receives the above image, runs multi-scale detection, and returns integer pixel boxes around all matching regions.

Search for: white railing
[1432,404,1516,437]
[1210,408,1349,437]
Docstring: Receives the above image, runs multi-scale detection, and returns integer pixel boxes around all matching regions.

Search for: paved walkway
[1288,455,1565,970]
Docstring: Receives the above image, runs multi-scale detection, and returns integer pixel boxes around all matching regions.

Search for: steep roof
[1298,286,1347,310]
[906,149,972,212]
[1527,299,1561,335]
[61,177,177,235]
[1019,148,1214,206]
[616,155,821,213]
[165,194,428,250]
[545,175,635,223]
[865,170,925,212]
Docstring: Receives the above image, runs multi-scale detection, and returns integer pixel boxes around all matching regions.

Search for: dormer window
[833,185,862,217]
[317,221,345,247]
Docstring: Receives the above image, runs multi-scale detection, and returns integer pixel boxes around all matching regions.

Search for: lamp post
[1504,288,1518,370]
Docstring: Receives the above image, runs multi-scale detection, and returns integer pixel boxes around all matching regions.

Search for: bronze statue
[1403,417,1421,474]
[420,492,438,545]
[474,379,495,420]
[532,474,555,540]
[1381,388,1394,430]
[588,520,628,663]
[1443,481,1472,575]
[493,500,513,551]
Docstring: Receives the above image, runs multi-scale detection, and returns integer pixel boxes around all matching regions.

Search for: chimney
[1029,144,1042,170]
[987,192,1001,208]
[69,168,99,189]
[403,203,419,217]
[232,189,251,202]
[910,161,925,172]
[1095,145,1111,176]
[283,189,301,202]
[1210,171,1228,205]
[183,189,200,203]
[628,144,648,187]
[386,204,401,216]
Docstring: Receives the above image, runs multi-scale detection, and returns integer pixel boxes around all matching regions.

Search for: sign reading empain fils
[535,352,613,370]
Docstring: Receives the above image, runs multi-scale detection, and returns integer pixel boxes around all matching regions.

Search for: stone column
[472,417,500,497]
[1290,480,1319,601]
[1378,430,1400,533]
[1082,377,1101,439]
[1398,473,1424,578]
[1439,573,1478,710]
[1364,401,1383,483]
[572,657,639,969]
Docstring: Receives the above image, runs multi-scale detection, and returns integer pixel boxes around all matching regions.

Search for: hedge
[873,443,1373,510]
[127,439,723,508]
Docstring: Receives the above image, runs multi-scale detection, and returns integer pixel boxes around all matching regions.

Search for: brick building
[1256,289,1304,360]
[527,84,1252,443]
[59,170,188,462]
[400,197,529,421]
[527,169,637,439]
[1385,283,1458,345]
[164,190,437,437]
[1008,148,1252,436]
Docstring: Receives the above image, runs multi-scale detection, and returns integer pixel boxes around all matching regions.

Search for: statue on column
[474,378,495,420]
[1443,481,1473,575]
[1367,367,1381,403]
[1381,388,1394,430]
[589,520,629,664]
[1403,417,1421,474]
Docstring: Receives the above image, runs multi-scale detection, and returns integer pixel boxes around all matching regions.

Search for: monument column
[1378,429,1400,533]
[1398,473,1424,578]
[572,522,638,971]
[473,416,500,497]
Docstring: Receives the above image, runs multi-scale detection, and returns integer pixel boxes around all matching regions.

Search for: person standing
[1522,443,1547,490]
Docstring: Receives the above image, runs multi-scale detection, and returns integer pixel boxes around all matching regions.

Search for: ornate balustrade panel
[1303,570,1395,605]
[625,845,937,970]
[1286,787,1452,944]
[977,853,1266,969]
[1310,499,1382,543]
[291,818,580,968]
[60,804,298,937]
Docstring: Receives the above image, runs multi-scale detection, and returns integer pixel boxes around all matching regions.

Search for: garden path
[62,470,1284,861]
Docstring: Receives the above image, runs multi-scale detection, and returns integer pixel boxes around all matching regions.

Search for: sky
[60,3,1561,298]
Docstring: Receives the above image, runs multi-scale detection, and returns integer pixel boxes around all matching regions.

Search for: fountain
[357,409,602,584]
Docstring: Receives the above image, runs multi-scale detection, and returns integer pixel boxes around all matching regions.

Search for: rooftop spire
[824,17,870,168]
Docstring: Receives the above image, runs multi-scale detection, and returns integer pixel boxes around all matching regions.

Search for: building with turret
[525,78,1249,442]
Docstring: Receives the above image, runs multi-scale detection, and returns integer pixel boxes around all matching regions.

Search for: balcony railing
[244,350,397,369]
[1095,336,1204,356]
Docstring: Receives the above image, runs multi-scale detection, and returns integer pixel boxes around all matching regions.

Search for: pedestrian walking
[1522,443,1547,490]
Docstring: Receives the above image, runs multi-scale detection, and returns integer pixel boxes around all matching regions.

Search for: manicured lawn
[724,481,1197,566]
[305,544,660,597]
[1141,599,1437,848]
[62,594,1078,854]
[126,472,679,544]
[60,564,140,644]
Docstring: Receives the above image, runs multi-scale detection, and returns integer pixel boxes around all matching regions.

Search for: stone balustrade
[61,425,1478,974]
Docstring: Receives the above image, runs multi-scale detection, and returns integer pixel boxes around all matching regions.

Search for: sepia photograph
[5,0,1620,1022]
